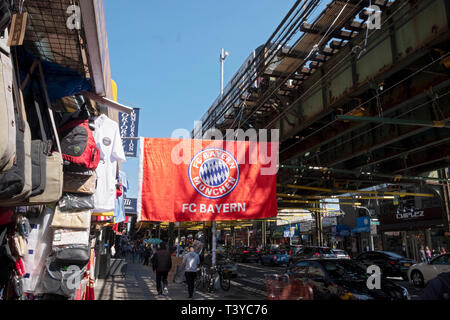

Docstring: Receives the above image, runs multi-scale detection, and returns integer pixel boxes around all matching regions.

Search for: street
[231,262,425,300]
[95,258,425,300]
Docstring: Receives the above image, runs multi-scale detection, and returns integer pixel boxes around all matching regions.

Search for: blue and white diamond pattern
[199,159,229,187]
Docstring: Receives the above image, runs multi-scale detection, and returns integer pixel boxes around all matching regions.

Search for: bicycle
[195,264,232,292]
[215,264,231,291]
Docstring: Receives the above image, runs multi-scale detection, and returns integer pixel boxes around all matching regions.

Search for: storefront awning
[83,91,133,114]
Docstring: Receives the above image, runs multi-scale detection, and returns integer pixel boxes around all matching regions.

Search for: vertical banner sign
[137,138,279,222]
[124,198,138,215]
[119,108,140,157]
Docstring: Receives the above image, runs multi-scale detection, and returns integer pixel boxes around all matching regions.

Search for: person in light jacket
[182,246,200,299]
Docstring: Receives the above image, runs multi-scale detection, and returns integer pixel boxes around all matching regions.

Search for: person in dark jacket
[143,245,152,266]
[151,242,172,296]
[419,272,450,300]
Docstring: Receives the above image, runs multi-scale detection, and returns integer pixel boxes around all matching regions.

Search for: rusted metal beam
[336,115,450,128]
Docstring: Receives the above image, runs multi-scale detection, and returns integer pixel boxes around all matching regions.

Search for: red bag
[0,208,14,225]
[58,120,100,172]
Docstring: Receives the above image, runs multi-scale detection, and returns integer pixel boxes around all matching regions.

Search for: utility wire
[264,0,410,130]
[296,52,450,162]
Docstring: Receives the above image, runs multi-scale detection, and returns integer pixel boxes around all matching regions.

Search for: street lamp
[220,48,229,96]
[212,48,229,269]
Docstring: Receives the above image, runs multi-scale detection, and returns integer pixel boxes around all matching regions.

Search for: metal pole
[289,221,292,246]
[212,221,217,267]
[336,115,450,128]
[212,48,228,267]
[176,222,181,257]
[261,221,265,248]
[220,48,224,95]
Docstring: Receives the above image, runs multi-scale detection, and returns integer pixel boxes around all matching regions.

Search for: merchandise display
[92,114,126,213]
[0,1,129,301]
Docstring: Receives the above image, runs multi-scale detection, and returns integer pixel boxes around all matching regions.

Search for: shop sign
[395,208,424,220]
[124,198,137,214]
[370,224,378,236]
[119,108,140,157]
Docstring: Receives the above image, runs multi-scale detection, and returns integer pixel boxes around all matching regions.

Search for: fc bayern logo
[188,148,240,199]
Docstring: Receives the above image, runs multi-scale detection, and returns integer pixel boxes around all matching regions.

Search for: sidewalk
[94,258,266,300]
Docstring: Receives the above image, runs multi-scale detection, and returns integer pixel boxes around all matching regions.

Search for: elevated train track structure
[195,0,450,219]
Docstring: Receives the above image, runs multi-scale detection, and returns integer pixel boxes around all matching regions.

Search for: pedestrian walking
[425,246,432,263]
[143,245,152,266]
[419,245,426,263]
[139,243,145,263]
[441,247,447,255]
[182,246,200,299]
[151,242,172,296]
[132,244,137,264]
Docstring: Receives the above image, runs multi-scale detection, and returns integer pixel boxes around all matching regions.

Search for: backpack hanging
[27,61,63,205]
[58,119,100,172]
[29,99,49,197]
[0,64,32,203]
[0,52,16,173]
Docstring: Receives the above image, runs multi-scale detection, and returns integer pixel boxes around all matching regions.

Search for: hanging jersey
[92,114,126,212]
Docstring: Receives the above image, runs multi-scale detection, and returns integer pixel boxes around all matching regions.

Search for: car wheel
[411,270,424,287]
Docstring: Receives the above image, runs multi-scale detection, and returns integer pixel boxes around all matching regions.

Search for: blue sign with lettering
[119,108,140,157]
[124,198,137,215]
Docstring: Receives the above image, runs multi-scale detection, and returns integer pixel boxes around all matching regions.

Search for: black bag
[54,244,90,265]
[58,193,94,212]
[0,227,15,288]
[11,274,24,299]
[0,58,32,202]
[29,100,51,196]
[41,258,85,298]
[0,109,26,199]
[0,0,11,36]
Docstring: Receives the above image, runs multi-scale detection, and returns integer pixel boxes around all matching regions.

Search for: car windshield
[321,260,368,281]
[320,248,333,254]
[382,251,404,259]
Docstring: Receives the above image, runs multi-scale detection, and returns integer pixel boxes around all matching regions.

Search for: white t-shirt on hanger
[93,114,126,212]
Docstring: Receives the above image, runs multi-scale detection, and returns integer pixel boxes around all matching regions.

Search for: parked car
[234,246,260,263]
[260,248,290,266]
[292,246,336,262]
[408,253,450,287]
[332,249,351,260]
[285,258,409,300]
[288,245,304,256]
[355,251,416,280]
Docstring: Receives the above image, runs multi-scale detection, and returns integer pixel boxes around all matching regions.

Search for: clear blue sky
[103,0,329,197]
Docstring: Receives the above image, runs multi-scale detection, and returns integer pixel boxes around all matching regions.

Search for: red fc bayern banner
[137,138,278,222]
